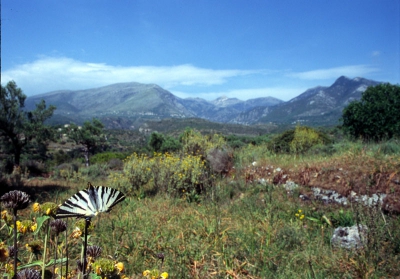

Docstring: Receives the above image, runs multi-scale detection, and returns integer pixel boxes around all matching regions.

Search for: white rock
[331,225,367,249]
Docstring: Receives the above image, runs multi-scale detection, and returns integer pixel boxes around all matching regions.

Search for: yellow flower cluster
[70,219,95,239]
[295,209,305,220]
[16,220,37,234]
[1,210,13,226]
[32,202,40,213]
[112,150,207,195]
[143,269,168,279]
[37,202,58,217]
[91,258,125,278]
[0,242,9,262]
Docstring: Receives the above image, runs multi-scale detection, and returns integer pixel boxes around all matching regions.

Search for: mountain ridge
[25,76,382,128]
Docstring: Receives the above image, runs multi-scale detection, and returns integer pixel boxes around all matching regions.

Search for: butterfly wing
[56,183,125,219]
[56,188,95,219]
[96,186,126,213]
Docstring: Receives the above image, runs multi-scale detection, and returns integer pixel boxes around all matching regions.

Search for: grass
[1,140,400,278]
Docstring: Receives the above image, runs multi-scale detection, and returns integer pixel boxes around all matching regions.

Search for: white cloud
[289,65,379,80]
[172,87,306,101]
[1,57,259,95]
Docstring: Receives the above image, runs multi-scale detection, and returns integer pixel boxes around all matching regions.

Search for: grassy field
[1,139,400,278]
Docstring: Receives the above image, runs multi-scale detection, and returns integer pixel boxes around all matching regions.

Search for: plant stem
[42,220,50,279]
[65,219,69,279]
[13,209,18,278]
[53,235,58,276]
[83,218,90,279]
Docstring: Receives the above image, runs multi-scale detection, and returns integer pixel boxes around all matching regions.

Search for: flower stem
[13,209,18,278]
[83,218,90,279]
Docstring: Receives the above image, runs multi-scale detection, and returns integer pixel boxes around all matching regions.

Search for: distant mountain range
[25,76,381,129]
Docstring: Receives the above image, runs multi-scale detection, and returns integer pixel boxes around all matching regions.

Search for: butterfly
[56,182,126,219]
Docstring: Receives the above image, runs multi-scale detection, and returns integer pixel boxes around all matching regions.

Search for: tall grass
[1,139,399,278]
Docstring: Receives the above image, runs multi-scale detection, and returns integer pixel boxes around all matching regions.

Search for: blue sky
[1,0,399,101]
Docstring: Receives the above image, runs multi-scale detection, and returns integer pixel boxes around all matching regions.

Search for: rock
[331,224,367,249]
[284,181,299,192]
[258,178,267,185]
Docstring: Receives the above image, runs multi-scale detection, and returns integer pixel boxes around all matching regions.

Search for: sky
[1,0,399,101]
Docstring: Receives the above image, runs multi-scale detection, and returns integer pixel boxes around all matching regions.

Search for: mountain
[231,76,381,126]
[25,76,381,129]
[25,82,284,128]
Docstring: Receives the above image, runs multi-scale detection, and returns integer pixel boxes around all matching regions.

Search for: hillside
[25,76,382,129]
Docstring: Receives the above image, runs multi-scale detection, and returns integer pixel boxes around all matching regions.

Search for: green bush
[342,83,400,141]
[160,136,182,153]
[269,126,332,154]
[109,152,208,197]
[90,152,128,164]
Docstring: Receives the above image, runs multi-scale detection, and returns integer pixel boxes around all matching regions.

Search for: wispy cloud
[289,65,379,80]
[1,57,260,95]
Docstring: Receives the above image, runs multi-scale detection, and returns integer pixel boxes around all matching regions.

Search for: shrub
[90,152,128,165]
[341,83,400,141]
[52,149,71,165]
[180,129,226,158]
[160,136,182,153]
[109,151,208,197]
[21,160,46,177]
[269,126,332,154]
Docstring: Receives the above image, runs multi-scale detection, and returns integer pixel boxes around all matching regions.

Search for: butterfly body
[56,183,125,219]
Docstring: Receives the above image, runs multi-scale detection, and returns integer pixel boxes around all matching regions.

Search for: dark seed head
[16,268,40,279]
[8,246,17,258]
[86,245,102,259]
[50,219,67,235]
[0,190,30,211]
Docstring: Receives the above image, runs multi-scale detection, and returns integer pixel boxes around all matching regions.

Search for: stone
[331,224,367,249]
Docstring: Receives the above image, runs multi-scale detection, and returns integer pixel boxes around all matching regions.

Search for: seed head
[0,190,30,211]
[50,219,67,235]
[15,268,40,279]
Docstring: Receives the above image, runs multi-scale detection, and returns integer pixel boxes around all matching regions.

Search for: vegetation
[1,125,400,278]
[341,83,400,141]
[0,81,56,166]
[64,119,106,167]
[267,125,332,154]
[1,82,400,278]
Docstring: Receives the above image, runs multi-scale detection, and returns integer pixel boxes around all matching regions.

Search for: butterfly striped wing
[56,183,125,219]
[95,185,126,213]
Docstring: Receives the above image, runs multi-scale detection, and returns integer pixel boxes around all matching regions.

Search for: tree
[148,132,165,152]
[341,83,400,141]
[66,119,106,166]
[0,81,56,167]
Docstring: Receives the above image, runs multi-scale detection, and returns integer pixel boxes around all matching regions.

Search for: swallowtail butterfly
[56,182,125,219]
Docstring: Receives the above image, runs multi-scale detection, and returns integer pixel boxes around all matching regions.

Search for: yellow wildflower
[143,270,150,276]
[1,210,8,220]
[71,227,82,239]
[160,272,168,279]
[31,222,38,232]
[300,215,305,220]
[32,202,40,213]
[0,242,9,262]
[115,262,124,273]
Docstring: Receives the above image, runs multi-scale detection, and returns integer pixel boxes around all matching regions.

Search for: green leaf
[33,215,50,235]
[18,258,67,269]
[305,217,321,223]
